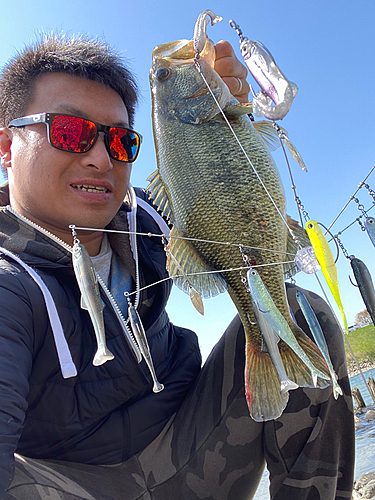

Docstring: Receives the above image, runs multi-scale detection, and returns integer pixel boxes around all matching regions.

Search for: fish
[296,290,343,399]
[350,256,375,326]
[305,220,349,335]
[247,269,329,387]
[72,241,115,366]
[147,15,330,421]
[364,217,375,248]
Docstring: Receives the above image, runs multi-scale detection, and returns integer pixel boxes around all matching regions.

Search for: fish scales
[149,37,330,421]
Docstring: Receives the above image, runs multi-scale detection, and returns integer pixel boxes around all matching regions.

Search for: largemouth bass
[148,20,329,421]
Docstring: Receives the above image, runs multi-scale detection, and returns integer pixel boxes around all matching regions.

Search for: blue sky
[1,0,375,359]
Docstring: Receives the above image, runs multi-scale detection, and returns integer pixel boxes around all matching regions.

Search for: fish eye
[156,67,171,82]
[307,223,313,229]
[369,218,374,224]
[251,270,256,275]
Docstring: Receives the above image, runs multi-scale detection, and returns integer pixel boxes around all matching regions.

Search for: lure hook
[318,222,340,264]
[349,275,359,288]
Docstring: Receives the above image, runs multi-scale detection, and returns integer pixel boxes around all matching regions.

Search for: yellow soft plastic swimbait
[305,220,348,335]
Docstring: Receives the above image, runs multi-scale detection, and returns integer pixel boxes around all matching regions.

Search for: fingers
[214,40,250,104]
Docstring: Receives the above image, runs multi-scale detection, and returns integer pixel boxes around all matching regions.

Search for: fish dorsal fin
[146,169,174,225]
[167,226,227,298]
[283,215,311,279]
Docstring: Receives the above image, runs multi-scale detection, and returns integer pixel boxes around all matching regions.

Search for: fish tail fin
[333,379,344,399]
[287,323,331,386]
[93,346,115,366]
[245,340,289,422]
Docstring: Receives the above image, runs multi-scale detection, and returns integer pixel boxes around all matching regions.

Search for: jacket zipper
[5,205,142,362]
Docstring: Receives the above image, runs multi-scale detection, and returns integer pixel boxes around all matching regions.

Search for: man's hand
[214,40,250,103]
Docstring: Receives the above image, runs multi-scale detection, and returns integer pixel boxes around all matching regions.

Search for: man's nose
[83,132,113,171]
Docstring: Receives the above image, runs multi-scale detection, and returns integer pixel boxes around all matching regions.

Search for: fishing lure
[72,238,115,366]
[127,297,164,393]
[193,9,222,57]
[296,290,343,399]
[364,217,375,248]
[294,246,321,274]
[230,20,298,120]
[251,299,299,394]
[350,256,375,326]
[305,220,349,335]
[247,268,330,386]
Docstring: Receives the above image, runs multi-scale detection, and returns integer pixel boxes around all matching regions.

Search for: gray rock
[353,472,375,499]
[365,410,375,421]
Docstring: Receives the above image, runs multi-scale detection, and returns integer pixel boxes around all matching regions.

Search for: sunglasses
[8,113,142,163]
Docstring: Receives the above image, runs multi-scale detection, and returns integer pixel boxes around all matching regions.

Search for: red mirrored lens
[50,116,96,152]
[109,128,139,162]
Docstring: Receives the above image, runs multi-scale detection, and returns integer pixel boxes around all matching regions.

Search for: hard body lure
[72,241,115,366]
[247,268,330,387]
[305,220,349,335]
[364,217,375,248]
[350,256,375,326]
[296,290,343,399]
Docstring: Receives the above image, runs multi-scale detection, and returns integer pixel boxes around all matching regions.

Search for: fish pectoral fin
[253,120,282,151]
[167,226,227,298]
[223,102,253,118]
[145,169,174,225]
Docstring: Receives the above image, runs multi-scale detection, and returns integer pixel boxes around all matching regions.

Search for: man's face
[1,73,132,241]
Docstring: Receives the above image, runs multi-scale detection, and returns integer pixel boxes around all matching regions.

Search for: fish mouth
[152,38,215,66]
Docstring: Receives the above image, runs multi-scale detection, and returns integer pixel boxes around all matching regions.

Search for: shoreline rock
[348,360,375,378]
[352,471,375,499]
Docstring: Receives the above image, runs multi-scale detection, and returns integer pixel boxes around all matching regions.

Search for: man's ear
[0,128,13,169]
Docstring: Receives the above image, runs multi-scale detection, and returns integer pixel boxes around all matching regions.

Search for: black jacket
[0,184,202,495]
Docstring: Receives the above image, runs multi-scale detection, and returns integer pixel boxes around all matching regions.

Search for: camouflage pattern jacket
[0,183,202,495]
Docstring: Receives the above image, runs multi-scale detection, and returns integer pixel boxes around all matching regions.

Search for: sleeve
[0,268,33,498]
[264,284,355,500]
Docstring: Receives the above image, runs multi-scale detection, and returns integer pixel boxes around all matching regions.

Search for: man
[0,34,354,499]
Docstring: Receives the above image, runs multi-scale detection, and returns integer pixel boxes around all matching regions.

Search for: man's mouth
[71,184,109,193]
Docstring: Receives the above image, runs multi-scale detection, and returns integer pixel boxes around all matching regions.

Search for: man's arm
[0,268,33,497]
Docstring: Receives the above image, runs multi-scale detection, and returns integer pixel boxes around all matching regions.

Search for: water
[350,367,375,480]
[254,368,375,499]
